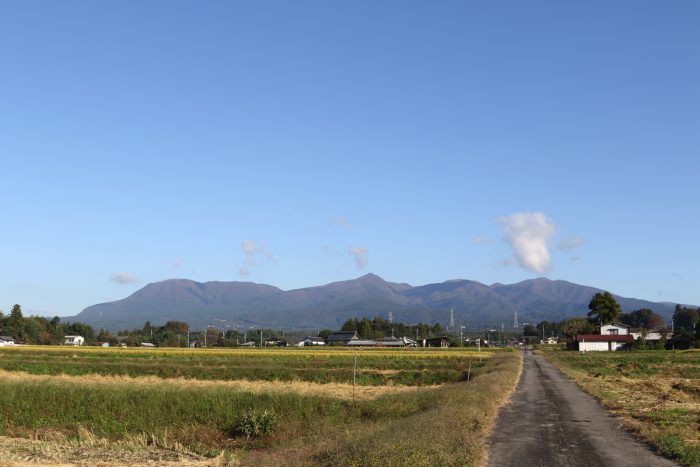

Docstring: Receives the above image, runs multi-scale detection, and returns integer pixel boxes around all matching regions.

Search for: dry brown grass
[0,434,213,466]
[0,369,434,401]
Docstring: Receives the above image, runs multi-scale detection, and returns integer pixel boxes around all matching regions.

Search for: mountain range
[69,274,682,331]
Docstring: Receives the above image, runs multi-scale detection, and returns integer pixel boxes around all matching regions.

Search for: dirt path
[487,350,677,467]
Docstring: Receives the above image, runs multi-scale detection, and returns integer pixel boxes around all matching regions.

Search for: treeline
[523,292,700,349]
[524,307,670,339]
[337,317,444,339]
[0,304,96,344]
[673,305,700,337]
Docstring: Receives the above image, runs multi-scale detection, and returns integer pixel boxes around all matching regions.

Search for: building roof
[326,331,360,342]
[601,323,630,328]
[0,336,15,341]
[304,336,325,342]
[346,339,378,346]
[575,334,634,342]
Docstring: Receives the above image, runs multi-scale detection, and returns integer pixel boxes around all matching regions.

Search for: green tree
[587,292,621,325]
[561,317,596,339]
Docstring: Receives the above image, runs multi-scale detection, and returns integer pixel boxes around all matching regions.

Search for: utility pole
[542,323,545,344]
[260,329,263,348]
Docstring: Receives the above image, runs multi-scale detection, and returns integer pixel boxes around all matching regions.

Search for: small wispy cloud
[496,258,515,268]
[109,272,140,285]
[239,240,274,276]
[500,212,556,274]
[173,258,182,270]
[349,246,368,270]
[472,235,491,245]
[558,235,586,251]
[330,216,352,230]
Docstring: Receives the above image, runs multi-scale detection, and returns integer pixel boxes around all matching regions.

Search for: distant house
[576,334,634,352]
[264,336,288,347]
[325,331,360,345]
[301,336,326,346]
[422,337,450,348]
[0,336,16,346]
[630,331,669,341]
[545,337,558,345]
[346,339,378,347]
[64,335,85,346]
[140,342,156,348]
[376,336,418,347]
[600,323,630,336]
[240,341,256,347]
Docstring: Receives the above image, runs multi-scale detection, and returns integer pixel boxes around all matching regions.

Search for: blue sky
[1,1,698,317]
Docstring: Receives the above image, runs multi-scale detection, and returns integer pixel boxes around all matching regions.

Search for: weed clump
[229,409,278,439]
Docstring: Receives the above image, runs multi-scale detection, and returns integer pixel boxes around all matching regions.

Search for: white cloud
[500,212,556,274]
[239,240,274,277]
[349,246,368,270]
[173,258,182,270]
[558,235,586,251]
[110,272,140,285]
[472,235,490,245]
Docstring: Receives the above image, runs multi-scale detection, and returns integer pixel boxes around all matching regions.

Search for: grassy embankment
[0,346,522,466]
[541,349,700,466]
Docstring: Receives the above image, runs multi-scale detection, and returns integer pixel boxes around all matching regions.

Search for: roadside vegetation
[541,350,700,466]
[0,346,522,465]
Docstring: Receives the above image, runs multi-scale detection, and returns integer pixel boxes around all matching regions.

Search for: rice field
[0,346,522,466]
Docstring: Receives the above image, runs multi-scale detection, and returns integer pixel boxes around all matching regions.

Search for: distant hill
[69,273,681,331]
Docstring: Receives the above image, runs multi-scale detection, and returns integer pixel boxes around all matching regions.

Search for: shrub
[229,409,278,439]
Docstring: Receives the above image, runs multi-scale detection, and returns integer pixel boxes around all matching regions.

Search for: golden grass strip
[0,369,437,401]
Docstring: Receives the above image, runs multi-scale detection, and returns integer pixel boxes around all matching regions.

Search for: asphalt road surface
[487,350,677,467]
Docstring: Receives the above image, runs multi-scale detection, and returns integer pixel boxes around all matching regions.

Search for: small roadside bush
[228,409,279,439]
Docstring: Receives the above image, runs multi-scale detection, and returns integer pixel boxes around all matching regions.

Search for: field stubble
[0,346,520,466]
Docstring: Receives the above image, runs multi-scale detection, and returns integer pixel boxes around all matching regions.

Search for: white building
[600,323,630,335]
[0,336,16,346]
[630,331,670,341]
[302,336,326,346]
[576,334,634,351]
[64,335,85,346]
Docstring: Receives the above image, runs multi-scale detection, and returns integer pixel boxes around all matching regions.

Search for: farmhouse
[325,331,360,345]
[422,337,450,348]
[630,331,670,342]
[347,339,378,347]
[376,336,418,347]
[575,333,633,352]
[600,323,630,335]
[301,336,325,346]
[64,335,85,346]
[264,336,288,347]
[0,336,16,346]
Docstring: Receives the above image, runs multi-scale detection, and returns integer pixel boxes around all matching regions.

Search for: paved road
[487,350,677,467]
